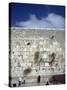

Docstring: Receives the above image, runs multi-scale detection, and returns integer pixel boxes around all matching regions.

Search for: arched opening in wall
[37,75,40,83]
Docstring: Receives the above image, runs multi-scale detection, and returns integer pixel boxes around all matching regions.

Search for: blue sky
[9,3,65,29]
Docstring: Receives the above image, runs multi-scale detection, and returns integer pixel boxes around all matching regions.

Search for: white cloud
[16,13,65,29]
